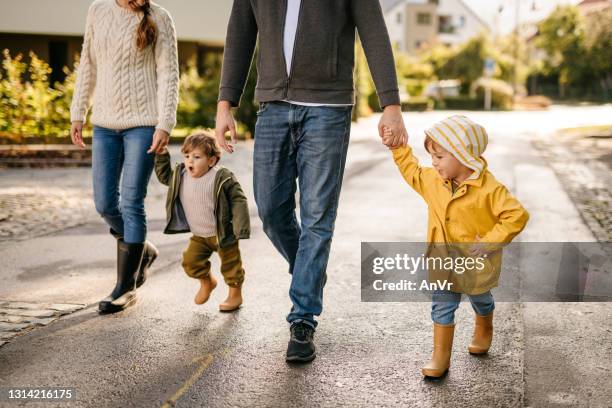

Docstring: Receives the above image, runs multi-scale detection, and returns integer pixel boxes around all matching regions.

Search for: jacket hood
[425,115,489,180]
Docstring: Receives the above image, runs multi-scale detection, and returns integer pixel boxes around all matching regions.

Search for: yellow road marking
[161,354,214,408]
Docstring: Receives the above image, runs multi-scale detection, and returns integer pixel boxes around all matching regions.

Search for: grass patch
[558,125,612,138]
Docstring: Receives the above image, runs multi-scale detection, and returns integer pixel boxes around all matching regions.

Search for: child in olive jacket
[154,133,250,311]
[383,115,529,378]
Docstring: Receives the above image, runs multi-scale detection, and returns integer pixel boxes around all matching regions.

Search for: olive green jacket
[154,152,250,248]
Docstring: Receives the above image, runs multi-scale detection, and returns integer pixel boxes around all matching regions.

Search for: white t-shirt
[282,0,352,107]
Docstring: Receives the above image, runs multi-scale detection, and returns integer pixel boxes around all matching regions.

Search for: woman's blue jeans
[253,102,353,328]
[92,126,155,244]
[431,290,495,325]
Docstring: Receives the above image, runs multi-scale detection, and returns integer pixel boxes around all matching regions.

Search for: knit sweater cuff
[70,110,86,123]
[156,120,176,134]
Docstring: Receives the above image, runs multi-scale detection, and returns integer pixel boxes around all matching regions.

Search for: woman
[70,0,179,313]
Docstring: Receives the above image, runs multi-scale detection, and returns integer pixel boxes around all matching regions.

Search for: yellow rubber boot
[194,274,217,305]
[422,323,455,378]
[219,284,243,312]
[468,312,493,355]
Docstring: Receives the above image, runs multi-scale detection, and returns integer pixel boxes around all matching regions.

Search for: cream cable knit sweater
[70,0,179,133]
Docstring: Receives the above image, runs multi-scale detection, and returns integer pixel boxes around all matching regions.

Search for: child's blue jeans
[431,289,495,325]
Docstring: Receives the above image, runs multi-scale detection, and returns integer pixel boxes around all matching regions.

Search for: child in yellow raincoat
[383,115,529,378]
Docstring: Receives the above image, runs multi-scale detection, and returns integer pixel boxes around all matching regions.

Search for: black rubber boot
[109,229,157,288]
[137,241,158,288]
[99,240,144,314]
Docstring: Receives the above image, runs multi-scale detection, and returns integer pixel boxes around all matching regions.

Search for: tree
[437,35,488,93]
[536,6,588,96]
[584,7,612,98]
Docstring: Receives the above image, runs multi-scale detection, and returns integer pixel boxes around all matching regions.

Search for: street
[1,105,611,407]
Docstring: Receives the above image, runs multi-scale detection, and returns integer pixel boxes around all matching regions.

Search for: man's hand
[70,121,86,149]
[147,129,170,154]
[215,100,237,154]
[378,105,407,149]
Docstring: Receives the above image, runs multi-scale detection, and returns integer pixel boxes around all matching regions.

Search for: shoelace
[292,324,311,340]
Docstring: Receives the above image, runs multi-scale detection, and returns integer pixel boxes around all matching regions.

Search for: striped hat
[425,115,489,180]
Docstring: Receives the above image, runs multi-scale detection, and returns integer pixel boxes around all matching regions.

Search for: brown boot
[422,323,455,378]
[219,284,243,312]
[468,312,493,355]
[194,274,217,305]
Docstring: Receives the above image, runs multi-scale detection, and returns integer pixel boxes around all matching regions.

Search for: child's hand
[382,126,395,147]
[468,235,491,258]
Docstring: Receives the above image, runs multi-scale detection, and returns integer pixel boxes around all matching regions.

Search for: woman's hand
[70,121,86,149]
[148,129,170,154]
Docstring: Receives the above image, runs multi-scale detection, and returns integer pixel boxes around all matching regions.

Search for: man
[215,0,408,363]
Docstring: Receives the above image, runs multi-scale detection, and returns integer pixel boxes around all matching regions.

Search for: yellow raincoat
[391,116,529,294]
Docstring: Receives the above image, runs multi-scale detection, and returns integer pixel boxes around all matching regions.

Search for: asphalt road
[1,106,611,407]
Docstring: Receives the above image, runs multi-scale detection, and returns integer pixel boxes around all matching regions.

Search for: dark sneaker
[286,322,316,363]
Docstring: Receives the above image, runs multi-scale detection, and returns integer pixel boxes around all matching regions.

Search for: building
[0,0,232,82]
[383,0,439,55]
[382,0,488,54]
[436,0,489,47]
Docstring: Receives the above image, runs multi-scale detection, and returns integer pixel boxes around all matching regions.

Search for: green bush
[0,48,258,143]
[404,78,429,98]
[401,97,433,112]
[177,57,217,130]
[177,52,257,138]
[434,96,483,110]
[0,50,69,143]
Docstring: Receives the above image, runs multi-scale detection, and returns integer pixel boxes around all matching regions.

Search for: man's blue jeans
[92,126,155,244]
[253,102,353,328]
[431,290,495,325]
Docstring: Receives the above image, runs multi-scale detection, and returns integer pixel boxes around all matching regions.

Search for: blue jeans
[253,102,352,328]
[431,290,495,325]
[92,126,155,244]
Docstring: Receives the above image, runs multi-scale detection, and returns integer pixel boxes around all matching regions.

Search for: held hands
[215,100,237,154]
[148,129,170,154]
[378,105,408,149]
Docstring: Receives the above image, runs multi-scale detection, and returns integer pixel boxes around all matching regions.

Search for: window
[397,12,402,24]
[438,15,455,34]
[459,15,466,27]
[417,13,432,25]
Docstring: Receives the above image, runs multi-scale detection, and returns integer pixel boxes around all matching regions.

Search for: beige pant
[181,235,244,287]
